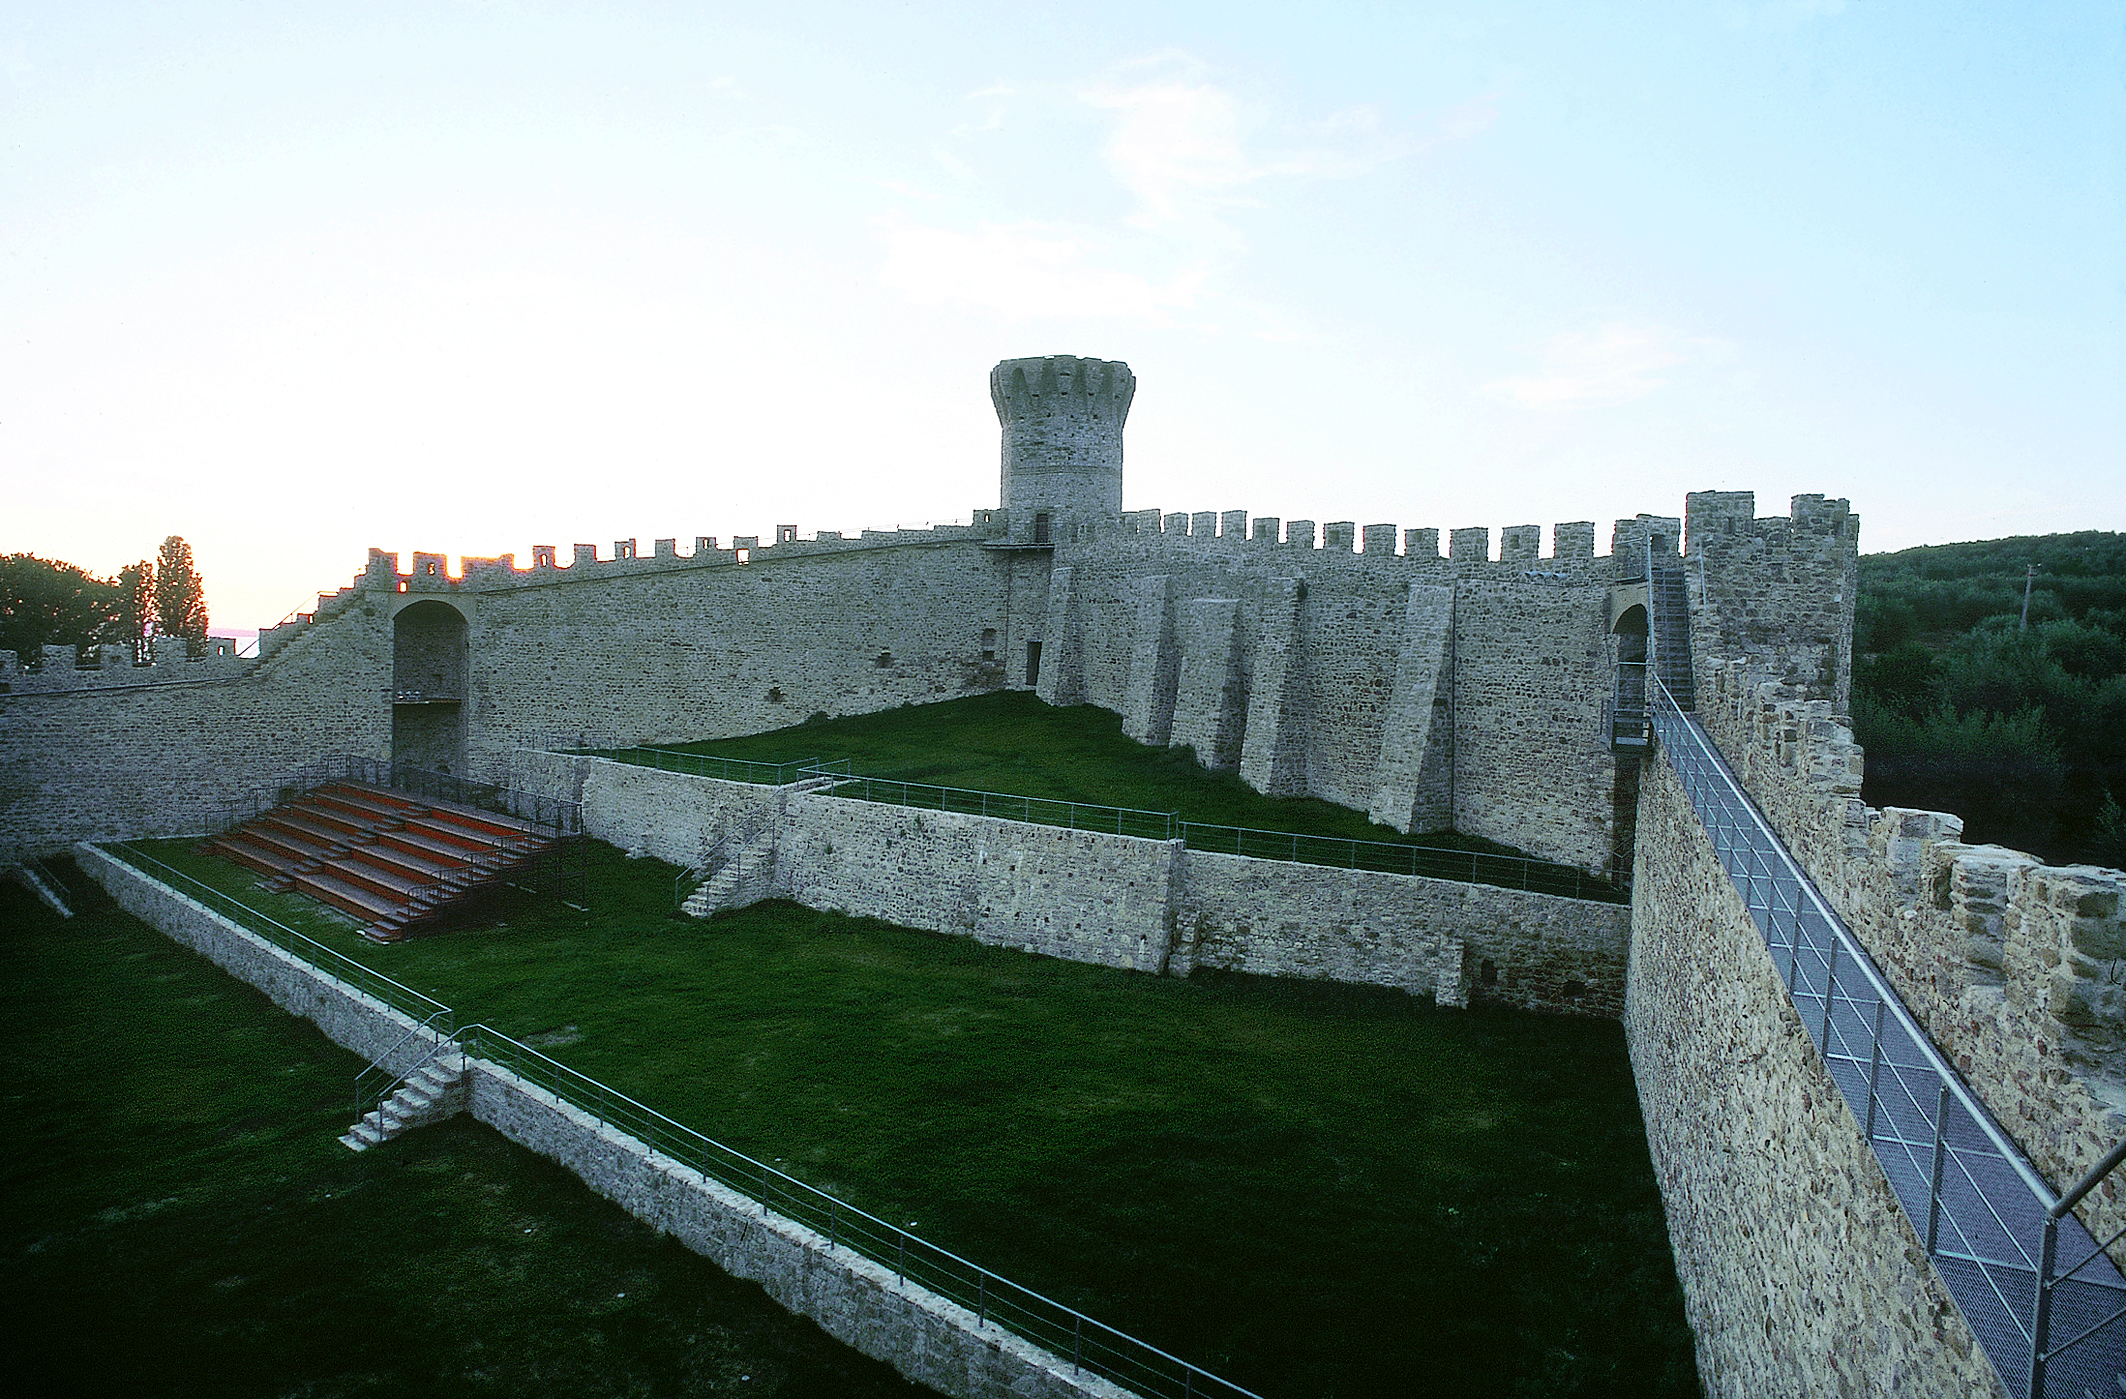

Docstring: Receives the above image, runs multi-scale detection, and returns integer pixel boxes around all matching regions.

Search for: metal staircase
[1648,560,1696,712]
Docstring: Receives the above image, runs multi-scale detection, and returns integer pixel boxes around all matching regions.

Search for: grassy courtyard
[113,835,1697,1398]
[0,870,930,1399]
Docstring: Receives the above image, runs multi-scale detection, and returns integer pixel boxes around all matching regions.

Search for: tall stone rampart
[0,590,394,862]
[1626,757,2005,1396]
[1693,655,2126,1262]
[1038,513,1623,871]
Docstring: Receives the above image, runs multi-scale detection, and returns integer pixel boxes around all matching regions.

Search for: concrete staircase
[680,835,773,919]
[339,1054,467,1152]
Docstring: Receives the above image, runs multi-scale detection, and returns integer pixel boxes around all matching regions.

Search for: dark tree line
[0,537,209,668]
[1852,531,2126,868]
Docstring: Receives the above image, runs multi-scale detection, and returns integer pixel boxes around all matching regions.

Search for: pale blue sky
[4,1,2120,628]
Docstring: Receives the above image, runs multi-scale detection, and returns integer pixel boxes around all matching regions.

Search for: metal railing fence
[458,1022,1263,1399]
[288,754,585,837]
[588,748,849,787]
[94,845,1263,1399]
[810,773,1180,840]
[1173,822,1627,903]
[354,1011,455,1124]
[103,842,454,1033]
[1649,675,2126,1398]
[536,744,1626,903]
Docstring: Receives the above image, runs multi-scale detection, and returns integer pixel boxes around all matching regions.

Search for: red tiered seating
[199,781,554,941]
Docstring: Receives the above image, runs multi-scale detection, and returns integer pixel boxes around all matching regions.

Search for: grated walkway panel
[1653,677,2124,1398]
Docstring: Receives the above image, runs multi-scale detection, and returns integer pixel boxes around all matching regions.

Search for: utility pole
[2020,564,2040,630]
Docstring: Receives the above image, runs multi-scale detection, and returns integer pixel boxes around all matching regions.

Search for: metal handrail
[1649,673,2126,1395]
[805,771,1180,840]
[592,748,843,787]
[1653,675,2049,1197]
[1172,821,1625,903]
[103,843,452,1027]
[96,846,1265,1399]
[673,834,730,913]
[354,1011,455,1122]
[457,1020,1265,1399]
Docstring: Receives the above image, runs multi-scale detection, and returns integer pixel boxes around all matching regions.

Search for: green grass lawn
[621,691,1552,858]
[113,836,1697,1399]
[0,869,931,1399]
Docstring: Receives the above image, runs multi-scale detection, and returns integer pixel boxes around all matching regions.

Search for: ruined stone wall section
[777,799,1187,976]
[1695,656,2126,1259]
[547,757,1628,1014]
[1625,760,2006,1397]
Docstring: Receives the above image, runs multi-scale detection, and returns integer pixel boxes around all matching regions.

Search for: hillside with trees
[1852,531,2126,869]
[0,538,208,668]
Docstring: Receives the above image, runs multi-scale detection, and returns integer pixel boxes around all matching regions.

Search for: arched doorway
[392,600,468,774]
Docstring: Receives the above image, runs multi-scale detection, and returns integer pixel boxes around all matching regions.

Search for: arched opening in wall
[1608,604,1651,883]
[392,600,469,775]
[1033,512,1052,545]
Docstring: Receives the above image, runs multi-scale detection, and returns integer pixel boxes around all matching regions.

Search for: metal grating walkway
[1652,676,2125,1398]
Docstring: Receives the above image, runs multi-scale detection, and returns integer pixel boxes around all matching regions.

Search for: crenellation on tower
[990,354,1135,527]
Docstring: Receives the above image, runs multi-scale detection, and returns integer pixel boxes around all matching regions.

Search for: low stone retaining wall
[78,843,1129,1399]
[77,842,446,1079]
[508,753,1631,1013]
[1179,851,1630,1016]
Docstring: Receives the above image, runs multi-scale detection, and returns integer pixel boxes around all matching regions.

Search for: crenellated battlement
[355,511,1017,594]
[1109,507,1626,570]
[1693,654,2126,1268]
[992,355,1134,523]
[357,498,1686,599]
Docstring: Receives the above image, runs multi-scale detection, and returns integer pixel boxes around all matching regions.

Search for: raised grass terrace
[581,692,1626,902]
[117,834,1697,1398]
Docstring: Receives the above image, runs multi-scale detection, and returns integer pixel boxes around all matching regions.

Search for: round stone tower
[990,355,1135,527]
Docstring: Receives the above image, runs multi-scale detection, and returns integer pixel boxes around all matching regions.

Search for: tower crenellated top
[991,355,1135,524]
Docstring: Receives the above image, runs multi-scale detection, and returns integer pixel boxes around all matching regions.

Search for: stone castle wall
[1625,758,2005,1397]
[1036,512,1624,870]
[1692,655,2126,1261]
[7,504,1665,876]
[0,593,394,863]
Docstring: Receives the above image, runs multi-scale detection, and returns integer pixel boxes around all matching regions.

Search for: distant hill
[1852,532,2125,867]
